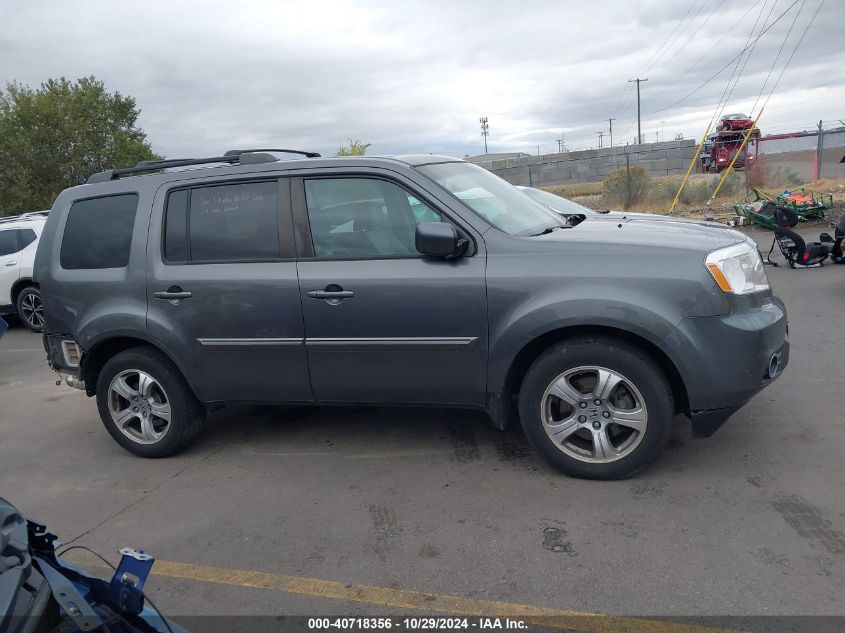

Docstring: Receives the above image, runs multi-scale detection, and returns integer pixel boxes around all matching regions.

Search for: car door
[0,229,22,309]
[146,176,313,404]
[292,171,488,405]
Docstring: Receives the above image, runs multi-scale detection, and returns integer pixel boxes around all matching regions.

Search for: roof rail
[0,210,50,224]
[87,148,321,184]
[224,148,321,158]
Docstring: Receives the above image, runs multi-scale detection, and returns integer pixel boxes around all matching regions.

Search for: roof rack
[87,148,322,184]
[224,148,321,159]
[0,211,50,224]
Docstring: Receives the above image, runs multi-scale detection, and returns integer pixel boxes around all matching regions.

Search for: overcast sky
[1,0,841,159]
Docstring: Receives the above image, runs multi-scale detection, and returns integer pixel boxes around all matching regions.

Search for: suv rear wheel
[16,286,44,332]
[518,336,673,479]
[96,347,205,457]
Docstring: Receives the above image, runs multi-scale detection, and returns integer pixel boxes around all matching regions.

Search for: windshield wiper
[530,225,567,236]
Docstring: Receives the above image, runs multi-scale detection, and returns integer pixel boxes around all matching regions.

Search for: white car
[0,212,48,332]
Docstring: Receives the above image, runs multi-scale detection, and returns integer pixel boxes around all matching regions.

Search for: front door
[147,177,313,403]
[293,174,487,405]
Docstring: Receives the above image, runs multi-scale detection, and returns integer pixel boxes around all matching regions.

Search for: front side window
[304,178,441,259]
[164,181,279,263]
[0,230,19,256]
[60,194,138,269]
[418,162,561,236]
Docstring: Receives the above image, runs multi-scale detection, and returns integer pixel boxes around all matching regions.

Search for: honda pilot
[34,150,789,479]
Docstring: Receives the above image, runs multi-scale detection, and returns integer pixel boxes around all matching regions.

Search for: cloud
[0,0,840,158]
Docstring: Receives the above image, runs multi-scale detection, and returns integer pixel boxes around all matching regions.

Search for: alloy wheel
[541,365,648,463]
[107,369,172,444]
[20,292,44,330]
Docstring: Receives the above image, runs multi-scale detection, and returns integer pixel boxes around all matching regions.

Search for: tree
[336,138,371,156]
[0,77,162,215]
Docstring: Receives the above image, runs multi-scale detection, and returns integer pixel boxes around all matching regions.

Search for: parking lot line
[149,559,736,633]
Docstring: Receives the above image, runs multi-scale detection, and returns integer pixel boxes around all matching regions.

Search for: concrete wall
[468,139,698,187]
[758,147,845,183]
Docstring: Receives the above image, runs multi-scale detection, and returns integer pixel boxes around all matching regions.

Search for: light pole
[608,118,615,147]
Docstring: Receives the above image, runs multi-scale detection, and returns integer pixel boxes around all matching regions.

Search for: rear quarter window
[60,194,139,270]
[19,228,37,248]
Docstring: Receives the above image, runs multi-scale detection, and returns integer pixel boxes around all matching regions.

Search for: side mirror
[415,222,468,259]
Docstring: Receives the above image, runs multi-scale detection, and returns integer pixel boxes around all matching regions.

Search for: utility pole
[608,118,616,147]
[479,116,489,154]
[628,78,648,144]
[556,131,566,153]
[815,119,824,182]
[596,131,604,149]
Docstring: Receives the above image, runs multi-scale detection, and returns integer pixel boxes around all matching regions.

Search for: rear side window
[19,229,37,248]
[0,230,18,256]
[164,181,279,263]
[60,194,138,269]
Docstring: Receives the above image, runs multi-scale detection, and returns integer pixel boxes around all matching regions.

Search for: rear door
[292,169,488,406]
[146,175,313,404]
[0,229,21,308]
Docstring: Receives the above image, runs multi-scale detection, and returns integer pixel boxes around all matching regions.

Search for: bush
[749,163,804,188]
[644,173,742,208]
[602,165,649,208]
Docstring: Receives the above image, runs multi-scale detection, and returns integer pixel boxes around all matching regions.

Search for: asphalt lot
[1,224,843,630]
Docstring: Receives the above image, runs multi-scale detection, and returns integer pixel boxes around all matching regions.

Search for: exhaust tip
[62,373,86,390]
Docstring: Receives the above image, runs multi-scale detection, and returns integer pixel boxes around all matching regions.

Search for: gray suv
[34,150,788,479]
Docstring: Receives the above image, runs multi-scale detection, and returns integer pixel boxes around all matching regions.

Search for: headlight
[705,241,769,295]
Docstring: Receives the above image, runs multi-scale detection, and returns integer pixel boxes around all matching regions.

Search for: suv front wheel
[96,347,205,457]
[519,336,673,479]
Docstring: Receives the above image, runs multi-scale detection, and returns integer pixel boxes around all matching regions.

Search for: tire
[96,346,205,457]
[16,286,44,332]
[518,336,673,480]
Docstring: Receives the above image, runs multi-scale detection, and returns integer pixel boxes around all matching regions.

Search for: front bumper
[662,295,789,437]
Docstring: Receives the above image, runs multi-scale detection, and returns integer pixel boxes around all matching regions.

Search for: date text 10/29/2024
[308,618,528,631]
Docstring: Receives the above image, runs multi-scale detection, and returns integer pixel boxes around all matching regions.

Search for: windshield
[517,187,595,215]
[417,162,562,236]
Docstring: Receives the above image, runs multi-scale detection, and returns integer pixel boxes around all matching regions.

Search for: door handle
[153,288,192,300]
[5,261,16,266]
[307,290,354,299]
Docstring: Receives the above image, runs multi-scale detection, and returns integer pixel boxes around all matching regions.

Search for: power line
[661,0,766,93]
[750,0,805,115]
[641,0,703,75]
[713,0,777,124]
[753,0,824,118]
[650,0,714,76]
[610,0,698,119]
[650,0,801,113]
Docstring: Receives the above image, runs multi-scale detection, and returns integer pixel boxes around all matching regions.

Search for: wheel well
[81,337,177,398]
[505,325,690,417]
[10,279,37,306]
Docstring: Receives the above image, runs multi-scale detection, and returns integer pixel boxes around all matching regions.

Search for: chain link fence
[750,128,845,187]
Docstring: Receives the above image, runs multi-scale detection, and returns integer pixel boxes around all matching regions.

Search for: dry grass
[538,171,845,216]
[542,182,603,197]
